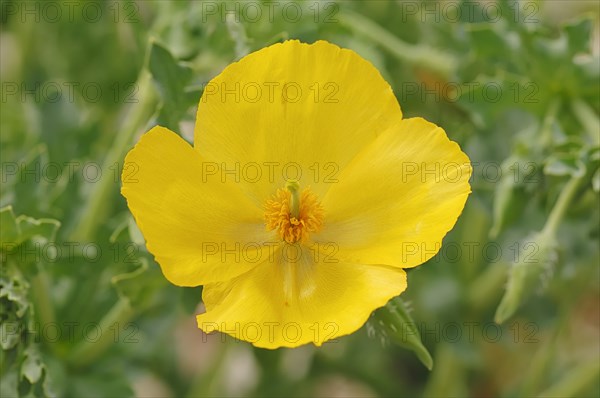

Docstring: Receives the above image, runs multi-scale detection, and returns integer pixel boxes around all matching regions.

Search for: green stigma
[286,180,300,218]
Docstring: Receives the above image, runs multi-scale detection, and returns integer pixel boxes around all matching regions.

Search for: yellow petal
[195,40,402,204]
[315,117,472,268]
[197,244,407,348]
[121,126,272,286]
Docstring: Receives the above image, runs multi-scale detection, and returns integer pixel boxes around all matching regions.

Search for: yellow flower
[121,40,472,349]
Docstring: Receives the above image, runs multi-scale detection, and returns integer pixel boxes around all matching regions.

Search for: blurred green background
[1,0,599,397]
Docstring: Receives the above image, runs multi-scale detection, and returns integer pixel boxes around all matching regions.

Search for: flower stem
[571,99,600,146]
[466,262,508,314]
[69,70,157,241]
[31,265,56,332]
[186,340,232,397]
[68,298,133,368]
[538,360,600,397]
[539,98,561,146]
[338,10,457,77]
[541,174,584,238]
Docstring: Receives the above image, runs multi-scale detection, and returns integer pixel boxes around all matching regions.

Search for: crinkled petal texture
[314,117,472,268]
[121,126,273,286]
[123,40,472,349]
[195,40,402,204]
[197,246,407,348]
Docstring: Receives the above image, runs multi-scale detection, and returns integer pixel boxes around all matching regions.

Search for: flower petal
[315,117,472,268]
[195,40,402,204]
[197,245,407,348]
[121,126,272,286]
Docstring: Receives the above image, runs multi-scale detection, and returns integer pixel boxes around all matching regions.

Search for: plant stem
[466,262,508,314]
[519,299,571,396]
[69,70,157,242]
[571,99,600,146]
[537,360,600,398]
[186,339,232,397]
[31,265,56,330]
[539,98,561,146]
[338,10,457,77]
[541,174,584,238]
[68,298,134,368]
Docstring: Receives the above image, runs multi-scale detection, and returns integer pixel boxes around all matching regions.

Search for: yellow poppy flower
[121,40,472,349]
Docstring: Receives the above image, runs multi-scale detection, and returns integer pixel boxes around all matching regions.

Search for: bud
[494,232,558,324]
[368,297,433,370]
[490,157,528,239]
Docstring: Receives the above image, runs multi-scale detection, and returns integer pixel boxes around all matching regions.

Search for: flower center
[264,181,324,244]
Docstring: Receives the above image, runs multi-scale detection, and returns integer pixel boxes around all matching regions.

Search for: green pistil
[286,180,300,218]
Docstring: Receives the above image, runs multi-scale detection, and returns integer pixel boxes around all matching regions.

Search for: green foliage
[1,1,598,397]
[369,298,433,370]
[148,41,196,131]
[1,210,58,397]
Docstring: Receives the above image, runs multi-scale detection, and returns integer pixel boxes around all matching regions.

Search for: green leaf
[1,321,21,350]
[0,370,19,398]
[1,262,54,397]
[468,23,520,59]
[563,17,594,55]
[225,12,250,57]
[111,258,150,306]
[148,40,194,130]
[370,297,433,370]
[2,145,53,216]
[456,75,545,128]
[572,57,600,103]
[15,216,60,245]
[544,155,586,178]
[0,206,19,244]
[110,257,168,311]
[21,345,44,384]
[0,206,60,247]
[0,263,30,319]
[554,138,585,154]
